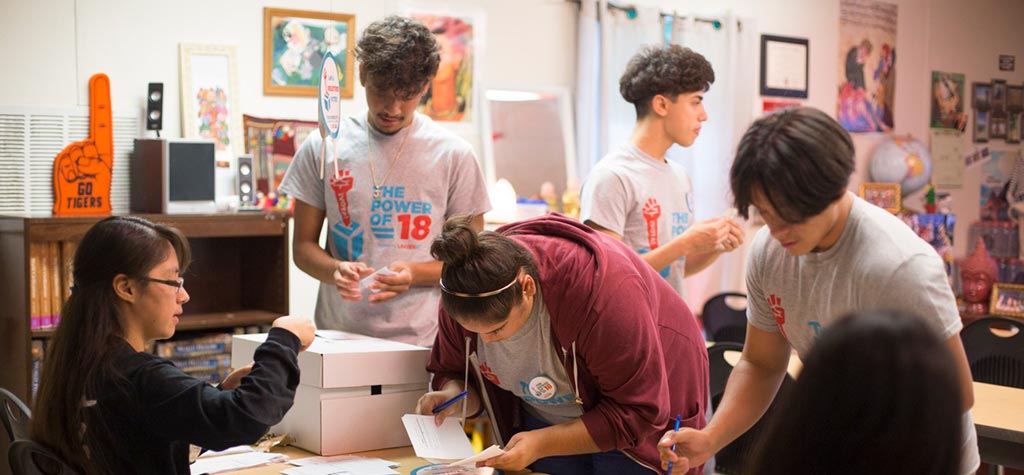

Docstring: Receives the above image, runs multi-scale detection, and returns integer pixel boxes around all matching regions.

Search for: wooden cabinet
[0,213,290,408]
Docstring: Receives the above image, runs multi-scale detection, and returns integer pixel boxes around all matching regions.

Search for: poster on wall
[980,150,1021,221]
[930,71,967,131]
[405,6,484,127]
[837,0,897,133]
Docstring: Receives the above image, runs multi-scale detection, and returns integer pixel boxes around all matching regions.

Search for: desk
[972,382,1024,469]
[224,446,547,474]
[227,446,426,474]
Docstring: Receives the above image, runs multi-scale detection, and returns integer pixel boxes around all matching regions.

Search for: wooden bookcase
[0,212,290,409]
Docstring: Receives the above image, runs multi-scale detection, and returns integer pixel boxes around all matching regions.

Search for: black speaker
[146,83,163,131]
[238,155,254,203]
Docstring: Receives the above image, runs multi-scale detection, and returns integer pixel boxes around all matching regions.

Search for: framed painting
[179,43,243,161]
[990,283,1024,318]
[760,34,809,98]
[263,8,355,97]
[859,182,901,214]
[406,6,485,126]
[242,114,319,195]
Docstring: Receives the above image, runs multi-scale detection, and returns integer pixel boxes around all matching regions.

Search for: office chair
[702,292,748,344]
[1,387,32,442]
[961,316,1024,389]
[8,439,80,475]
[707,342,793,475]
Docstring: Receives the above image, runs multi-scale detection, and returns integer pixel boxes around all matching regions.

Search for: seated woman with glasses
[31,216,315,474]
[416,214,709,475]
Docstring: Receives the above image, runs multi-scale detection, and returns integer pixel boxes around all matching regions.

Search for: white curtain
[670,14,758,312]
[574,1,662,181]
[575,4,758,313]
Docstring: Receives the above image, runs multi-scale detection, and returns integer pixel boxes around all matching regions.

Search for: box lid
[232,331,430,389]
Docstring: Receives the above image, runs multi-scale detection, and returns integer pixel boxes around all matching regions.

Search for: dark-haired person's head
[430,215,540,343]
[32,216,191,471]
[730,107,855,255]
[752,310,963,475]
[620,45,714,146]
[356,15,440,134]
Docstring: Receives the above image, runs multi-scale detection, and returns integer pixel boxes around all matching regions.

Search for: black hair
[356,15,441,100]
[619,45,715,118]
[730,106,855,222]
[751,310,963,475]
[430,216,539,324]
[32,216,190,472]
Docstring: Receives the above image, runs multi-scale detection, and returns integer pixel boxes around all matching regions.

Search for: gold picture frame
[859,182,901,214]
[263,7,355,97]
[990,283,1024,318]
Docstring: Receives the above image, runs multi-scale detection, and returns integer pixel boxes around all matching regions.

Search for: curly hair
[619,45,715,118]
[356,15,440,100]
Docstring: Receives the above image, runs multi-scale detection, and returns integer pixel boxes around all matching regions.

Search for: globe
[868,135,932,196]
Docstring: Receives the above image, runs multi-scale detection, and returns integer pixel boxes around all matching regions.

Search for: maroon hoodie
[428,214,709,473]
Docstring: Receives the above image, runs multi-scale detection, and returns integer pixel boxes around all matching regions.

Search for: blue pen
[432,390,469,414]
[666,414,681,475]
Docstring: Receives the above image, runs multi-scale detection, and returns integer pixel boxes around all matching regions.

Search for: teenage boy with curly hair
[581,45,743,301]
[280,15,491,346]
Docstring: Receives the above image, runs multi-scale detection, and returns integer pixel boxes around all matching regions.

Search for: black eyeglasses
[138,276,185,294]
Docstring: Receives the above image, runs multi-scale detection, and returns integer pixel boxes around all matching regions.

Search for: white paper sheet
[188,451,287,474]
[401,414,476,460]
[448,445,505,467]
[282,457,399,475]
[197,445,254,458]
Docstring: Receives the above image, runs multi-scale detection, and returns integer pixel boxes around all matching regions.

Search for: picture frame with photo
[990,283,1024,318]
[179,43,243,161]
[973,82,992,111]
[263,7,356,97]
[992,115,1008,140]
[1007,85,1023,144]
[992,79,1007,114]
[859,182,901,214]
[975,110,990,143]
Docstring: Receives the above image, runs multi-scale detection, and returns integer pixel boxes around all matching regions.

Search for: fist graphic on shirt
[642,198,661,221]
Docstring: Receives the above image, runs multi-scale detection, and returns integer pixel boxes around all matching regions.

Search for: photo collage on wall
[973,79,1024,144]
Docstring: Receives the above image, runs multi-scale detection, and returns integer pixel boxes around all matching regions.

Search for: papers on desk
[188,451,287,474]
[449,445,505,467]
[283,454,400,475]
[402,414,476,460]
[197,445,254,458]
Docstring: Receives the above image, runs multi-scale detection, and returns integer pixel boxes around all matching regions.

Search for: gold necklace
[366,119,412,200]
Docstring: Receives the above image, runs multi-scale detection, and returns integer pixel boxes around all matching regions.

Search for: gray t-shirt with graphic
[279,112,491,347]
[580,143,694,299]
[476,292,583,425]
[746,195,979,475]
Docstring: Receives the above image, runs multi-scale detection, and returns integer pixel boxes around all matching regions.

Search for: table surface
[972,381,1024,443]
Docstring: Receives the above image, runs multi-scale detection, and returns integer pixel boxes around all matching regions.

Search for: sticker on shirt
[329,170,364,261]
[519,376,577,406]
[370,185,434,247]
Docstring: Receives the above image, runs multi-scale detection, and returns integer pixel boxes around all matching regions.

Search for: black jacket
[85,328,300,474]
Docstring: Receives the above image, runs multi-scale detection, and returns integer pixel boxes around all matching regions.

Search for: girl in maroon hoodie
[417,214,709,474]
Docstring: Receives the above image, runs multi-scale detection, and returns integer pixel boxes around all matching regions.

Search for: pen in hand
[432,390,469,414]
[666,414,681,475]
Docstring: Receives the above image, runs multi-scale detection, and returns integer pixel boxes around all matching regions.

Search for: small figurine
[960,237,998,321]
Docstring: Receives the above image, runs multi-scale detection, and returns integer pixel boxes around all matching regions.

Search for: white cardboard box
[231,332,431,455]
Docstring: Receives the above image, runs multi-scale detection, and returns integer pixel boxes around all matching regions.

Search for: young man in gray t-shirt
[581,45,743,300]
[279,16,490,347]
[658,107,980,475]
